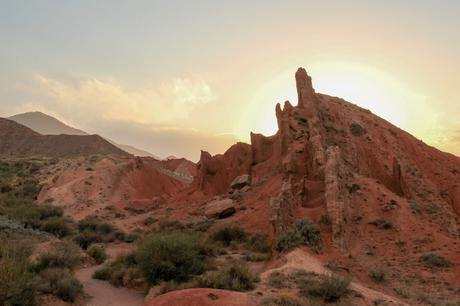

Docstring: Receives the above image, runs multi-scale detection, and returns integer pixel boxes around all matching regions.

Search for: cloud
[8,74,236,160]
[30,74,215,126]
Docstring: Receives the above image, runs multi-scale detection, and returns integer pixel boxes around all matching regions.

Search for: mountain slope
[0,118,130,158]
[9,111,87,135]
[9,111,160,158]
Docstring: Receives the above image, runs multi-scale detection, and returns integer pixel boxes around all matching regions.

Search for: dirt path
[259,248,409,306]
[75,265,145,306]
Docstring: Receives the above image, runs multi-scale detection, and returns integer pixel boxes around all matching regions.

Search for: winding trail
[75,265,144,306]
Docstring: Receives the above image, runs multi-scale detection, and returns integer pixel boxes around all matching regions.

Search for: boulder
[230,174,251,190]
[204,198,235,219]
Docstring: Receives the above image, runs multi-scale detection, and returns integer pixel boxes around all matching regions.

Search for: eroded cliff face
[194,67,460,250]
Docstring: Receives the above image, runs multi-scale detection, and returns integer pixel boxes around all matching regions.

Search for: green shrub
[369,219,393,229]
[38,205,63,219]
[268,271,286,288]
[93,265,112,280]
[420,253,452,268]
[299,273,350,302]
[0,239,36,306]
[78,217,114,234]
[136,231,205,284]
[276,219,321,252]
[350,123,367,136]
[269,294,304,306]
[144,216,158,225]
[39,217,72,237]
[87,244,107,264]
[210,225,247,246]
[37,268,82,302]
[369,269,385,283]
[123,233,140,243]
[74,231,105,249]
[92,254,142,288]
[32,242,81,273]
[247,234,270,253]
[197,263,257,291]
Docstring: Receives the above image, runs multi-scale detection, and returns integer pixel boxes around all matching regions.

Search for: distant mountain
[9,111,87,136]
[0,118,129,158]
[8,111,161,159]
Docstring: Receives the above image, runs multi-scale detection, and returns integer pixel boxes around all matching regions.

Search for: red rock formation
[196,142,252,195]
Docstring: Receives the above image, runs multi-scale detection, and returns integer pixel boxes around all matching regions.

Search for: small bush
[210,225,247,246]
[39,216,72,237]
[269,293,303,306]
[32,242,81,272]
[369,219,393,229]
[268,271,286,289]
[136,231,205,284]
[276,219,321,252]
[247,234,270,253]
[420,253,452,268]
[37,268,82,302]
[369,269,385,283]
[87,244,107,264]
[38,205,64,219]
[197,263,257,291]
[92,254,142,288]
[0,239,36,306]
[350,123,367,136]
[144,216,158,225]
[299,273,350,302]
[74,231,105,249]
[124,233,140,243]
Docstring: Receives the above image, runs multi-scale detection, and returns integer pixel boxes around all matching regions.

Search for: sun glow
[236,61,436,145]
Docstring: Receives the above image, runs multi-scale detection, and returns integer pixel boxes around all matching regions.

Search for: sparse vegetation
[210,225,247,246]
[268,271,287,288]
[87,244,107,264]
[276,219,321,252]
[0,236,36,306]
[74,216,119,249]
[136,231,206,284]
[247,233,270,253]
[369,268,386,283]
[32,242,81,273]
[36,268,82,302]
[350,123,367,136]
[420,253,452,268]
[298,273,350,302]
[93,254,142,288]
[369,219,393,229]
[196,263,257,291]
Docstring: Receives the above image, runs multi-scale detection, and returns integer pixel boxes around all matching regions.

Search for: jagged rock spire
[295,67,316,108]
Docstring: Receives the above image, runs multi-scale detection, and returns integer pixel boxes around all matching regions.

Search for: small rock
[231,174,251,190]
[204,198,235,219]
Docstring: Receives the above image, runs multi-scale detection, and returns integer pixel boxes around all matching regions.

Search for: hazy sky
[1,0,459,160]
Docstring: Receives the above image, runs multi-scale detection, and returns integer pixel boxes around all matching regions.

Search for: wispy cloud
[29,74,215,126]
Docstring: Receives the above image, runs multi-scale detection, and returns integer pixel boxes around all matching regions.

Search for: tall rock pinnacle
[295,67,316,107]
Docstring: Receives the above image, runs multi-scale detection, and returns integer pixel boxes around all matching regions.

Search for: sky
[1,0,459,160]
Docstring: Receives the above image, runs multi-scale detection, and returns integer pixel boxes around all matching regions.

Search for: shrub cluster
[196,263,258,291]
[74,217,117,249]
[420,253,452,268]
[298,273,350,302]
[87,244,107,264]
[210,225,247,246]
[136,231,206,284]
[276,219,321,252]
[36,268,82,302]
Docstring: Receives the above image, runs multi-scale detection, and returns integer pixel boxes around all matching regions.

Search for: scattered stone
[204,198,236,219]
[231,174,251,190]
